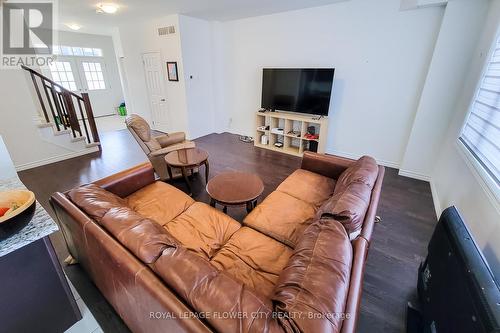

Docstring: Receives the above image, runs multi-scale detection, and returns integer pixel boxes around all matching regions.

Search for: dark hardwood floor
[18,130,437,333]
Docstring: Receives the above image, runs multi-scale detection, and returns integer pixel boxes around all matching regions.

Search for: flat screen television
[261,68,334,116]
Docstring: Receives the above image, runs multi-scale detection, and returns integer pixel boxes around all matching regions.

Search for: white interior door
[142,52,170,132]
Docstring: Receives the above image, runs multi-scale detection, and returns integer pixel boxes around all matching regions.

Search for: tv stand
[254,111,328,157]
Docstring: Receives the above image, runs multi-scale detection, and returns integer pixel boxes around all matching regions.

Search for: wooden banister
[82,93,100,145]
[21,65,101,147]
[29,71,49,122]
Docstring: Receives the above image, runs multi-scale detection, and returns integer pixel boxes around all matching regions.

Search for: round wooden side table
[206,172,264,213]
[165,148,209,195]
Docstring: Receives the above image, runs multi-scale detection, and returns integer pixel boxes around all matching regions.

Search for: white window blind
[459,37,500,186]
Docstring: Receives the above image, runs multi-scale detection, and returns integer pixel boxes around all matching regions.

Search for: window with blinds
[459,37,500,187]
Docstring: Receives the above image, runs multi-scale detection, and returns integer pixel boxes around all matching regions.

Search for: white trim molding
[326,149,400,169]
[430,180,442,219]
[15,147,100,171]
[400,0,448,11]
[398,169,432,182]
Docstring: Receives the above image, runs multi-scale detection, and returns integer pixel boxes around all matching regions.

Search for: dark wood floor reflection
[18,130,437,333]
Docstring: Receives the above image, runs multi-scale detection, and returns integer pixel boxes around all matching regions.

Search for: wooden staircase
[21,65,101,149]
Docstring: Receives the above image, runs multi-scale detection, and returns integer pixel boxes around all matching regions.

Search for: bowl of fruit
[0,190,36,240]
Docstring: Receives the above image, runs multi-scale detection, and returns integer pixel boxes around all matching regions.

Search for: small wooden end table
[206,172,264,213]
[165,148,209,195]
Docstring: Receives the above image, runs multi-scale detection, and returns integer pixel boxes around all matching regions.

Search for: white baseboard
[326,149,400,169]
[429,179,442,218]
[398,169,431,182]
[15,147,99,171]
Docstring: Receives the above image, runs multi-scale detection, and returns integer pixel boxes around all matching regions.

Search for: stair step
[53,129,71,136]
[37,122,54,128]
[70,136,86,143]
[85,142,101,148]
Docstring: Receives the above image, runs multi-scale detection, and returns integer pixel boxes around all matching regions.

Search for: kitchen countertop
[0,177,59,257]
[0,135,58,257]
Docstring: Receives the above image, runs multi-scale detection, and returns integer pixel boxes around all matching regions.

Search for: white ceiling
[58,0,348,34]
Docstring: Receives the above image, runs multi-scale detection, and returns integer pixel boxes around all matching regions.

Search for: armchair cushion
[156,132,186,147]
[144,138,161,151]
[149,141,196,157]
[125,114,152,142]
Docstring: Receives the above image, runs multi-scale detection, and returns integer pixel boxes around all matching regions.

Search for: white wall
[0,70,80,168]
[55,31,125,117]
[0,136,19,180]
[118,15,191,136]
[431,0,500,278]
[400,0,489,180]
[178,15,216,138]
[0,29,121,169]
[212,0,444,166]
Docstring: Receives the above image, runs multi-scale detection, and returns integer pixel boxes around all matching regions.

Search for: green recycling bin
[118,103,127,116]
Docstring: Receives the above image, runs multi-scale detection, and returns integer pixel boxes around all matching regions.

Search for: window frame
[457,32,500,203]
[81,61,107,91]
[53,45,104,58]
[48,61,78,92]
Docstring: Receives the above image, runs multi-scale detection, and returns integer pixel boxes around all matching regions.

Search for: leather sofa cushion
[152,246,283,333]
[243,191,316,247]
[101,207,179,264]
[68,184,127,223]
[316,182,372,233]
[164,202,241,259]
[276,169,336,207]
[272,219,353,333]
[210,227,293,298]
[126,182,195,225]
[334,155,378,194]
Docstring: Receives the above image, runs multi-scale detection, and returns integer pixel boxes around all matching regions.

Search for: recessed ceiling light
[66,23,81,31]
[96,3,119,14]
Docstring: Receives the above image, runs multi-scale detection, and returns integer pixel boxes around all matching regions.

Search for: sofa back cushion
[316,182,372,234]
[152,245,284,333]
[316,156,378,234]
[101,207,179,264]
[68,184,127,223]
[272,219,353,333]
[334,156,378,194]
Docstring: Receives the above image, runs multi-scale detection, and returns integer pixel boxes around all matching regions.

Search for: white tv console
[254,111,328,157]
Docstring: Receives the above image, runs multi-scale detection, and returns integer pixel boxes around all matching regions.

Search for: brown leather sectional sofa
[50,152,384,333]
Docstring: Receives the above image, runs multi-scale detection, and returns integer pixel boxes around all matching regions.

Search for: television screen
[261,68,334,116]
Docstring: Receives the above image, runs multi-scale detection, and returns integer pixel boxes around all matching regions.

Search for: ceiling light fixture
[96,3,119,14]
[66,23,82,31]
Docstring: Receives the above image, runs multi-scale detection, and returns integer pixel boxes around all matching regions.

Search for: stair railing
[21,65,100,146]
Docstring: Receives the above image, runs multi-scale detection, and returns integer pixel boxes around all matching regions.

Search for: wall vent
[158,26,175,36]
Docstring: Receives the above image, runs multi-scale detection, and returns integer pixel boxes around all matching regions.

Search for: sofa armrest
[93,162,155,198]
[340,237,369,333]
[155,132,186,148]
[300,152,355,180]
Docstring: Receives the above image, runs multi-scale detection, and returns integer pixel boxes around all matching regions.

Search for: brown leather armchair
[125,114,195,180]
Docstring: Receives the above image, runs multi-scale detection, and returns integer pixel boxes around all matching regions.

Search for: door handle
[160,98,166,101]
